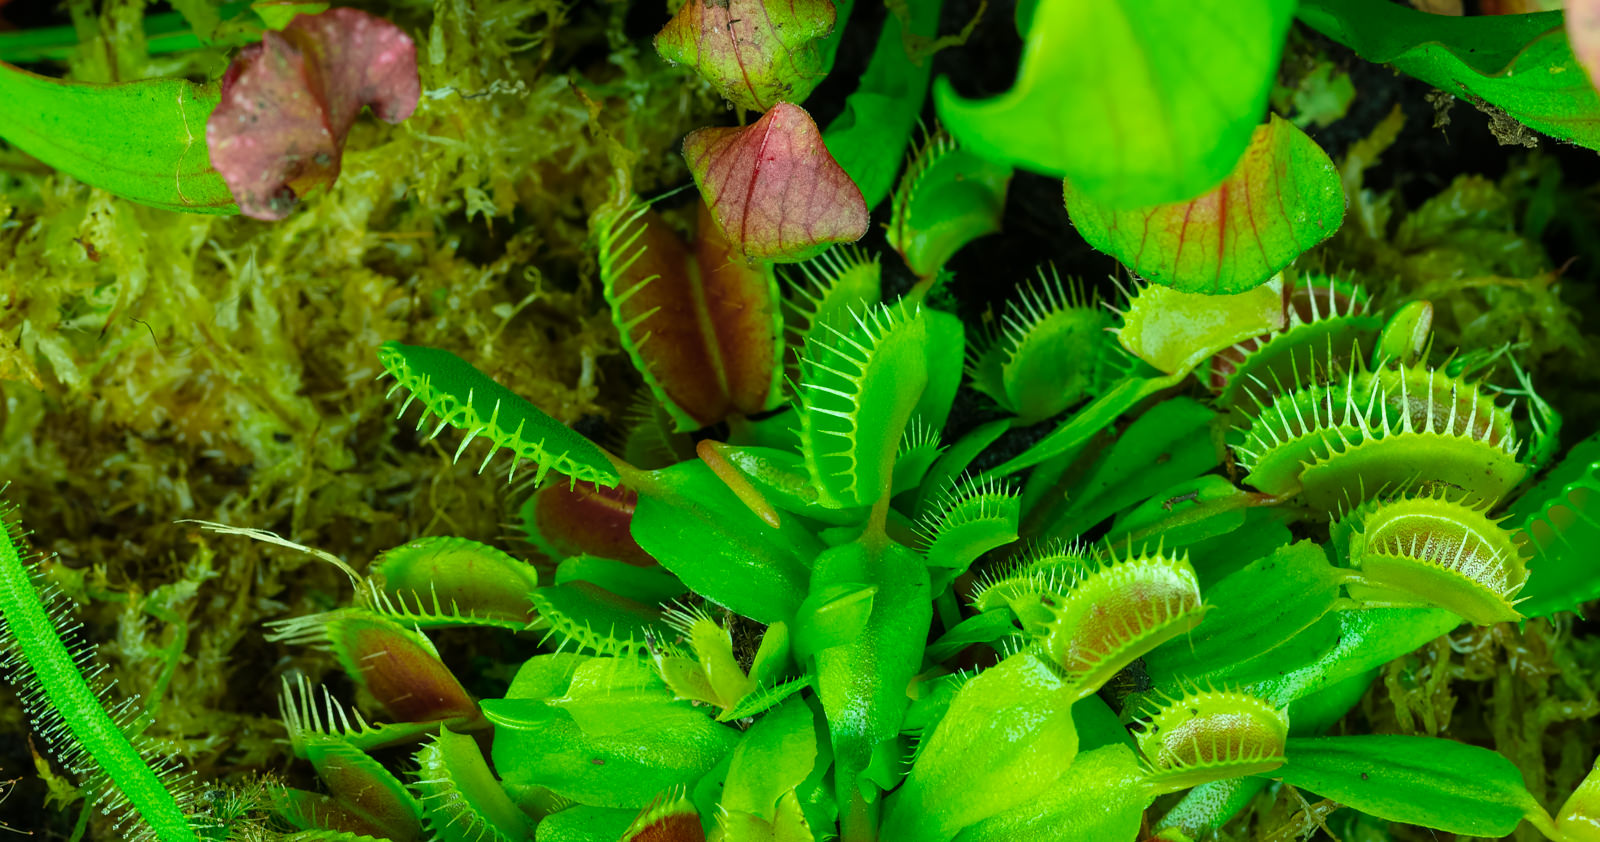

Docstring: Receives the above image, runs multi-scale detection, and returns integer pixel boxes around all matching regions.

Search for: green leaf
[1142,541,1340,685]
[1042,396,1219,541]
[0,63,236,214]
[722,698,819,819]
[378,342,620,487]
[1245,607,1458,706]
[369,536,540,630]
[797,302,930,508]
[887,130,1013,278]
[1065,117,1345,294]
[484,658,740,809]
[1266,735,1542,836]
[1299,0,1600,150]
[631,461,819,624]
[937,0,1295,207]
[1512,430,1600,618]
[810,540,931,807]
[794,583,877,658]
[884,653,1080,841]
[1106,475,1265,556]
[984,371,1188,480]
[171,0,224,42]
[910,309,966,438]
[414,728,532,842]
[1114,278,1285,375]
[533,806,636,842]
[553,556,687,606]
[822,0,942,210]
[914,418,1012,518]
[953,745,1150,842]
[925,610,1019,664]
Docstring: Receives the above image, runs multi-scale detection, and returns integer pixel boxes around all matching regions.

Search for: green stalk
[0,499,200,842]
[0,2,255,63]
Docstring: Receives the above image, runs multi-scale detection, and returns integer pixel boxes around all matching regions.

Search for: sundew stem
[0,501,199,842]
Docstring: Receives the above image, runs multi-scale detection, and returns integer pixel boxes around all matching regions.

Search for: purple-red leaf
[524,480,658,568]
[684,102,868,263]
[598,199,785,430]
[206,7,419,220]
[655,0,835,112]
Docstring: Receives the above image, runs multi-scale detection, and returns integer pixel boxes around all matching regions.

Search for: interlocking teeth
[1234,357,1525,509]
[1331,491,1528,625]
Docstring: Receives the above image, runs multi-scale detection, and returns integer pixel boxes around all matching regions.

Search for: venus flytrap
[14,3,1600,840]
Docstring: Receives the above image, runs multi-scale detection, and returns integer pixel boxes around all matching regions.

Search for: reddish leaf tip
[684,102,868,263]
[206,7,419,220]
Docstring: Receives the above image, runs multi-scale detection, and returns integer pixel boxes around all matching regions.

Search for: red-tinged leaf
[684,102,868,263]
[655,0,835,112]
[599,200,785,430]
[524,480,658,568]
[605,205,731,428]
[693,200,786,415]
[206,7,419,219]
[1571,0,1600,95]
[622,793,706,842]
[1065,116,1344,295]
[287,610,481,725]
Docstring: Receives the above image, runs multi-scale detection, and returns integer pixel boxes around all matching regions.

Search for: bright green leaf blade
[0,62,237,214]
[1245,607,1458,707]
[378,342,621,487]
[1513,430,1600,618]
[983,370,1188,480]
[1299,0,1600,150]
[915,418,1012,519]
[823,0,943,209]
[1266,735,1542,836]
[553,555,688,606]
[952,745,1149,842]
[937,0,1294,207]
[533,806,635,842]
[1066,116,1345,294]
[484,659,740,809]
[722,697,819,819]
[887,132,1013,278]
[1142,541,1340,684]
[810,540,931,806]
[884,652,1080,841]
[631,461,819,625]
[1106,475,1262,556]
[925,610,1019,664]
[1043,396,1219,541]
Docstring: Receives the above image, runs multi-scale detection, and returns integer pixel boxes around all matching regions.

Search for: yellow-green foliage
[0,0,720,830]
[1316,105,1597,417]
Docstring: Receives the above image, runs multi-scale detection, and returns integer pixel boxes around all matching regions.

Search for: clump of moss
[0,0,720,829]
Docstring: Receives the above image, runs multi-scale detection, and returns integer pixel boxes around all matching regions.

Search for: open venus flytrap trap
[2,1,1600,841]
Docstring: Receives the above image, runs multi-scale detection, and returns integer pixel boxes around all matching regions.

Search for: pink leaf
[205,7,419,220]
[1571,0,1600,95]
[683,102,868,263]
